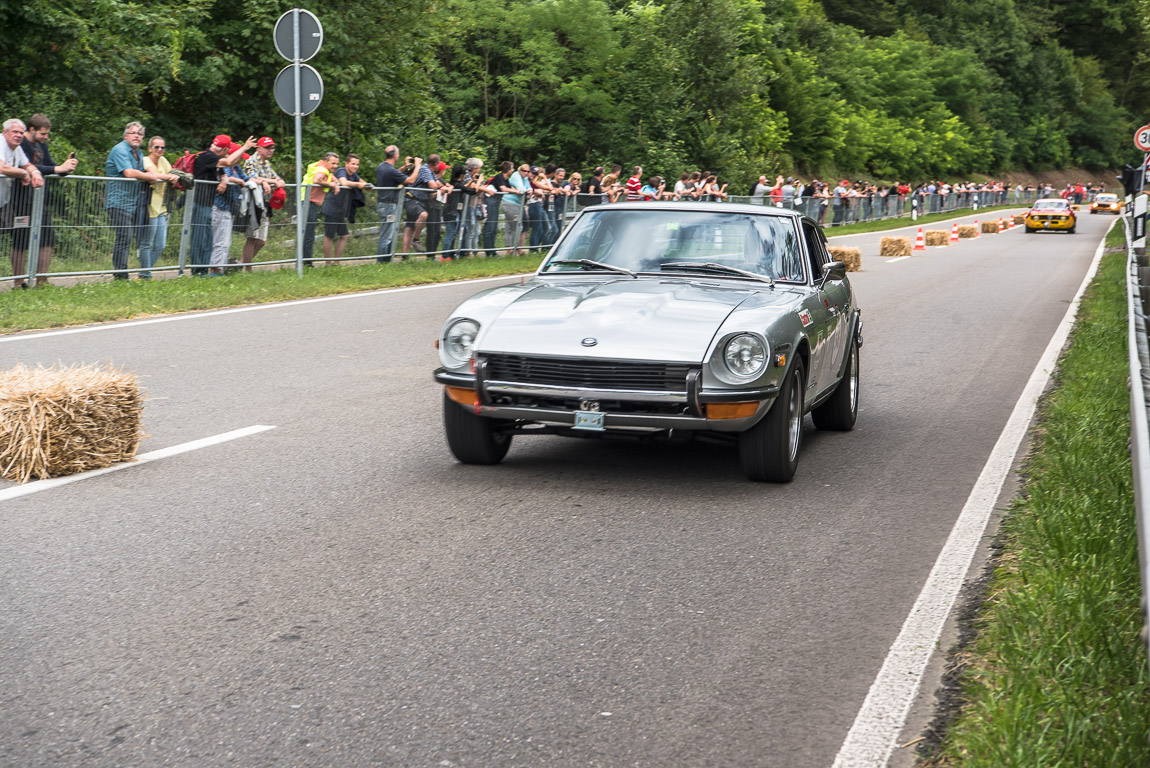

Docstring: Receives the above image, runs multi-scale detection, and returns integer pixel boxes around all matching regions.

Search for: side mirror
[820,261,846,286]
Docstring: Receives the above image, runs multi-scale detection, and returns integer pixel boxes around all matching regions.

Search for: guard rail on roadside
[0,174,1055,286]
[1124,213,1150,666]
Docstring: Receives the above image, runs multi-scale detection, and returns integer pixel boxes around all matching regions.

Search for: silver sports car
[433,202,862,482]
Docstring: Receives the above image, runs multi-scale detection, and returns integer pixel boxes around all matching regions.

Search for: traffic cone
[1007,215,1015,229]
[949,222,960,244]
[998,218,1005,232]
[913,227,926,251]
[973,219,980,237]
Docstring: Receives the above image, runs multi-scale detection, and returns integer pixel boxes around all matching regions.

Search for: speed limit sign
[1135,124,1150,152]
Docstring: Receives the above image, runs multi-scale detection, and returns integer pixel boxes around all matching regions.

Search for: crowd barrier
[0,174,1070,286]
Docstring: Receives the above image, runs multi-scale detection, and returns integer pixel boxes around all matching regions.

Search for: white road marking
[831,227,1110,768]
[0,274,533,344]
[0,425,276,502]
[884,256,910,264]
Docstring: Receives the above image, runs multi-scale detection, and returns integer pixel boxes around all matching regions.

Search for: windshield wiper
[549,259,638,278]
[660,262,774,285]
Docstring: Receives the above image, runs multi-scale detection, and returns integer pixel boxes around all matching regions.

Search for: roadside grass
[0,254,544,334]
[0,203,1036,335]
[925,242,1150,766]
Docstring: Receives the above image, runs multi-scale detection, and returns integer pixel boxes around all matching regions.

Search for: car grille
[1032,214,1069,221]
[483,354,693,391]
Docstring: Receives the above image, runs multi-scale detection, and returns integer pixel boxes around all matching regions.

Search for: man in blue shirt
[504,163,530,256]
[374,145,420,262]
[105,121,174,279]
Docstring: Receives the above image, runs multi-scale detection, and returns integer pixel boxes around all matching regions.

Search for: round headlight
[444,319,480,365]
[723,334,767,377]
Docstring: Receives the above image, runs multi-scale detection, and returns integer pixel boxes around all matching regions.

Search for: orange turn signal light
[445,386,479,407]
[705,401,759,420]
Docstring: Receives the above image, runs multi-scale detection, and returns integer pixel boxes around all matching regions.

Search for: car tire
[812,338,859,431]
[1025,226,1034,233]
[739,357,805,483]
[443,392,512,464]
[1069,226,1076,234]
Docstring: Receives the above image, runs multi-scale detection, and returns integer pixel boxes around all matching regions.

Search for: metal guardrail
[0,174,1067,286]
[1124,211,1150,664]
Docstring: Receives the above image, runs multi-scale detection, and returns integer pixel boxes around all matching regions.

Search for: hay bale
[1012,214,1026,225]
[981,221,999,234]
[957,225,979,239]
[880,237,911,257]
[925,230,950,246]
[0,363,143,483]
[828,245,861,272]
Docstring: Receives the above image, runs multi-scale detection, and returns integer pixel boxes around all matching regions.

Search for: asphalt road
[0,211,1112,767]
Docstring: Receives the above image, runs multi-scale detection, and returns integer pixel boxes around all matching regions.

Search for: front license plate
[1044,221,1050,228]
[573,411,605,431]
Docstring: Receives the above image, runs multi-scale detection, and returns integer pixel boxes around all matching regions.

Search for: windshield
[1095,194,1117,203]
[1033,199,1071,210]
[540,209,805,281]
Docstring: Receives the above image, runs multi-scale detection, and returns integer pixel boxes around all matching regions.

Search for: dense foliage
[2,0,1147,185]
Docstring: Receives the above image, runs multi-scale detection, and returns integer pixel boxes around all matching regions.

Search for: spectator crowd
[0,115,1112,287]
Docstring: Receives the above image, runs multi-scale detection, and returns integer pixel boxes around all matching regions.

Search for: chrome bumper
[433,368,777,432]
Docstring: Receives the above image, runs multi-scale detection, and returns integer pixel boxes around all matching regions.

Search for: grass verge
[924,241,1150,766]
[0,254,544,334]
[0,203,1032,336]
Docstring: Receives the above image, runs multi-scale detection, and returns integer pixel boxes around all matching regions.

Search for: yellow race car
[1089,192,1122,214]
[1025,198,1076,233]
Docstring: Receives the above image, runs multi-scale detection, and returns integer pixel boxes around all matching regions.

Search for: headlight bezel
[720,333,769,379]
[442,318,480,368]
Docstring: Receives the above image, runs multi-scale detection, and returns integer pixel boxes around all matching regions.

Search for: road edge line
[831,227,1111,767]
[0,425,276,502]
[0,274,533,344]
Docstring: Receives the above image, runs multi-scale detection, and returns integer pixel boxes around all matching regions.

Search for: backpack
[171,151,198,190]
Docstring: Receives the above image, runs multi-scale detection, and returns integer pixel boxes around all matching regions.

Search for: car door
[809,224,852,395]
[799,221,841,398]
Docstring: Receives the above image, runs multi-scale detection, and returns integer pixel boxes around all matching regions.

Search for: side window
[802,222,828,281]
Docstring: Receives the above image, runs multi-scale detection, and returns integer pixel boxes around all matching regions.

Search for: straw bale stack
[980,221,999,234]
[828,245,861,272]
[925,230,950,246]
[1013,214,1026,225]
[957,225,979,239]
[0,363,143,483]
[879,237,911,258]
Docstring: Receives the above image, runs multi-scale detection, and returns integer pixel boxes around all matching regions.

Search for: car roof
[579,201,806,220]
[1033,198,1071,205]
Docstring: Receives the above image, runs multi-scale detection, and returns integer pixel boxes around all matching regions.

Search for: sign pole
[293,8,305,276]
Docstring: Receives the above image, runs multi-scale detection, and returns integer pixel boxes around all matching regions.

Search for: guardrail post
[26,182,45,284]
[177,189,194,276]
[392,188,403,258]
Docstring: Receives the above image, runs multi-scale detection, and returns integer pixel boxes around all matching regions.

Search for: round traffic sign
[274,64,324,116]
[274,9,323,62]
[1136,124,1150,152]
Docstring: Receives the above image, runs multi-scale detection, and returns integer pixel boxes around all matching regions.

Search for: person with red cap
[240,137,285,270]
[188,133,255,275]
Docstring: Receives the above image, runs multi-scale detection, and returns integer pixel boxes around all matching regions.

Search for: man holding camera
[374,145,421,262]
[401,152,438,254]
[11,114,77,287]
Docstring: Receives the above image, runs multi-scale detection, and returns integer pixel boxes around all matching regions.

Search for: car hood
[477,278,776,362]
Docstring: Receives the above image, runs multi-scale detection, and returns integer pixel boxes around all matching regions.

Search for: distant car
[1025,198,1076,233]
[1090,193,1122,215]
[433,203,863,482]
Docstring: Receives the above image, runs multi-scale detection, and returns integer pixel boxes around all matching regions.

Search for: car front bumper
[434,367,779,433]
[1026,214,1075,230]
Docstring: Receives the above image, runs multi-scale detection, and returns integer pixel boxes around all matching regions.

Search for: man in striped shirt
[625,166,643,201]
